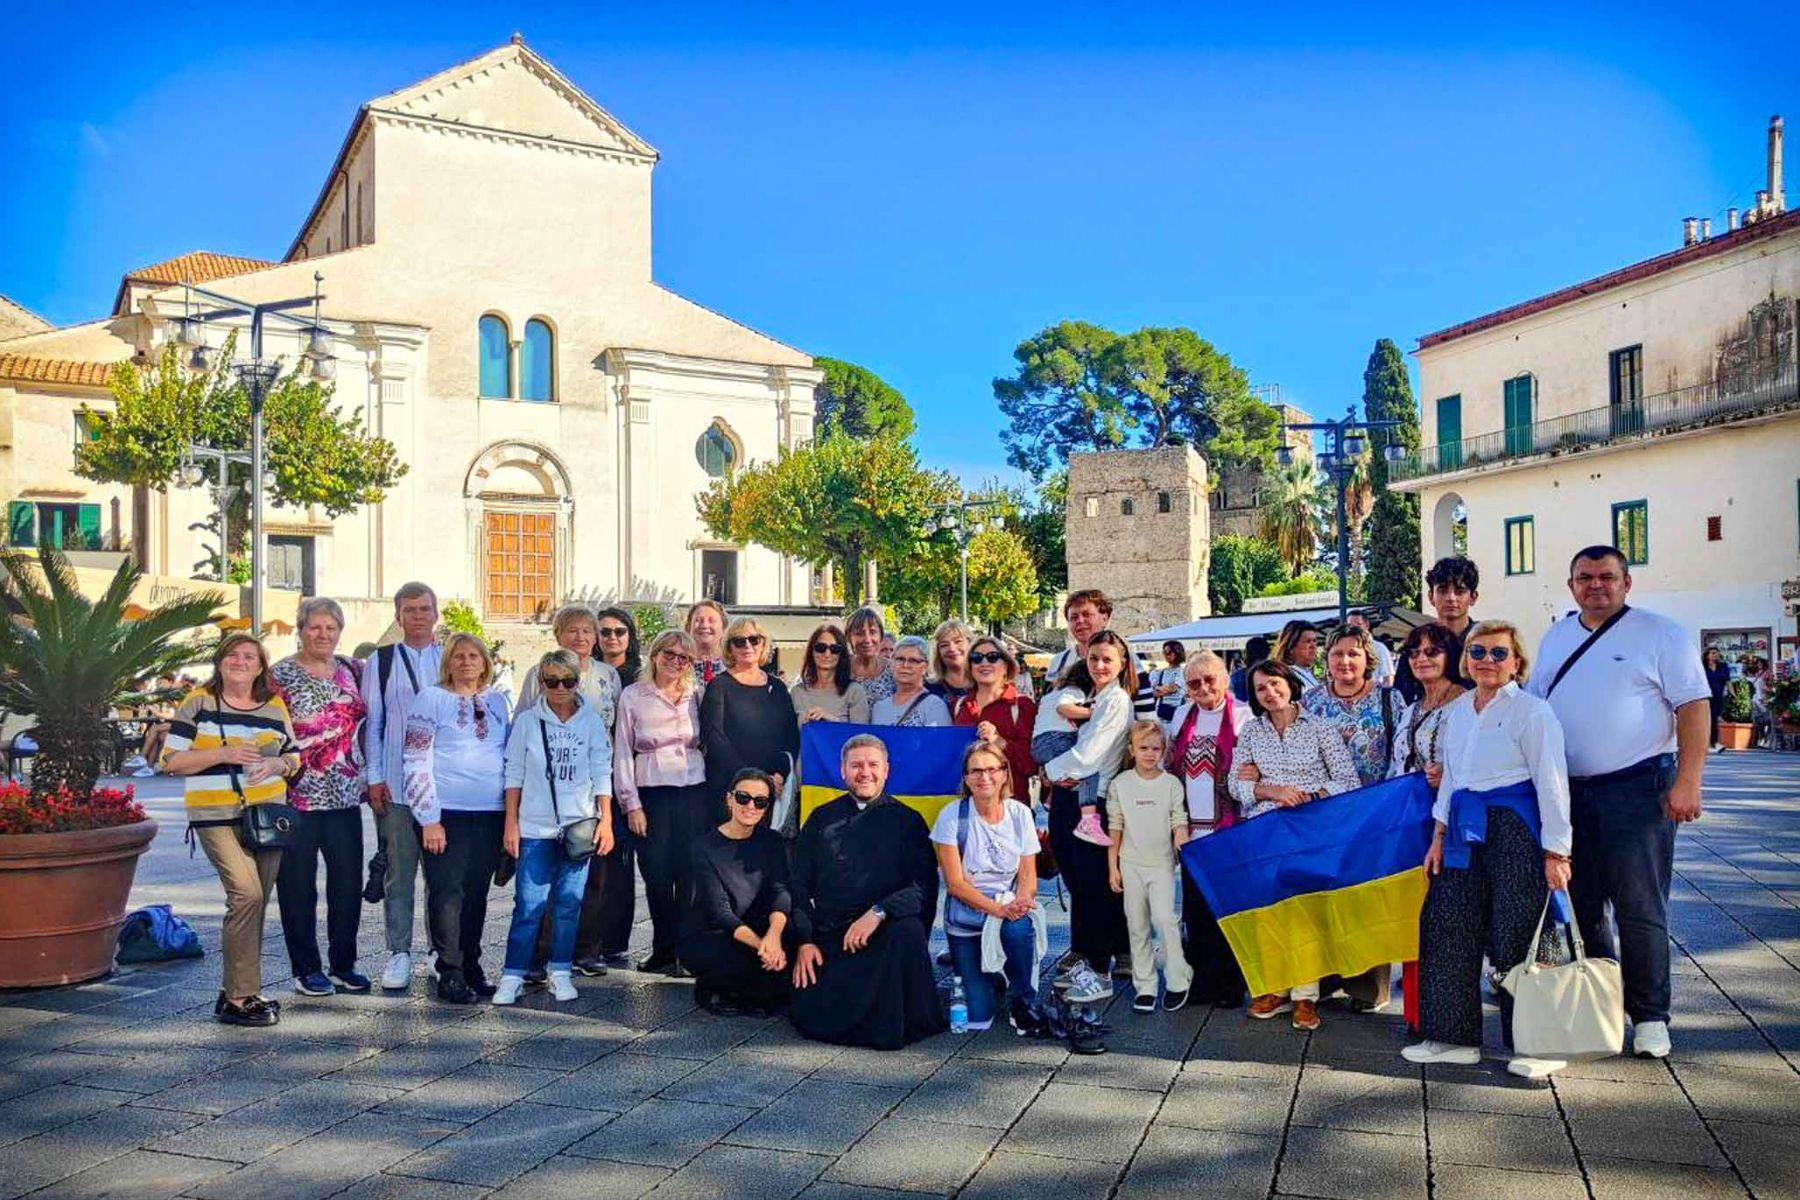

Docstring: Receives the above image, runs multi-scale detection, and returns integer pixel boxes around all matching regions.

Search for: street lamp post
[1278,406,1406,624]
[176,446,248,581]
[924,498,1004,626]
[173,274,337,633]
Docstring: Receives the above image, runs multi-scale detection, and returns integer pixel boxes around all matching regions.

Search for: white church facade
[0,37,820,641]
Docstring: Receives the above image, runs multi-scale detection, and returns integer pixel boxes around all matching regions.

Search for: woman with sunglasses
[681,769,793,1016]
[1407,620,1573,1080]
[1388,624,1466,782]
[495,650,614,1005]
[790,623,871,725]
[616,630,709,975]
[846,606,896,705]
[403,632,513,1004]
[872,636,953,727]
[515,604,622,721]
[595,606,643,686]
[700,616,800,830]
[952,636,1038,802]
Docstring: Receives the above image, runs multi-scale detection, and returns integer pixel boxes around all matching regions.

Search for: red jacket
[953,686,1039,804]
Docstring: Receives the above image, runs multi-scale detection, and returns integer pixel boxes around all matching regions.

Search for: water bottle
[949,977,969,1033]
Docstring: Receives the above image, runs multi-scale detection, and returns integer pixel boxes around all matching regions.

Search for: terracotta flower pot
[1717,722,1754,751]
[0,818,158,988]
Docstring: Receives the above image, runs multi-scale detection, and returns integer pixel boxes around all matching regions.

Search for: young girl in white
[1106,720,1193,1012]
[1042,633,1136,848]
[1029,659,1105,842]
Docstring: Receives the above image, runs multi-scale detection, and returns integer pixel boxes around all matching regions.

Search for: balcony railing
[1392,364,1800,483]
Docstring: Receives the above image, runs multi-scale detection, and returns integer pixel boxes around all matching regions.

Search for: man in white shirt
[362,581,444,991]
[1527,546,1709,1060]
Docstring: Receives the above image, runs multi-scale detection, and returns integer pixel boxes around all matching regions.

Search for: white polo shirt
[1527,607,1709,779]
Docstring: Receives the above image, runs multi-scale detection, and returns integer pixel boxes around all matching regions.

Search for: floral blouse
[272,656,367,812]
[1301,683,1402,787]
[1227,709,1361,819]
[1386,695,1460,779]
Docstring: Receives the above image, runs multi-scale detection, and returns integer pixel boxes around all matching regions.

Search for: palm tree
[0,547,222,801]
[1257,461,1324,577]
[1335,455,1376,586]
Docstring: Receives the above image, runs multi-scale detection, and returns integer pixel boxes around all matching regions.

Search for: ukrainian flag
[798,722,976,827]
[1181,773,1436,999]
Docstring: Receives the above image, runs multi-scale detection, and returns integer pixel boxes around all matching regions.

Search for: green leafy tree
[1361,338,1424,606]
[1207,534,1288,615]
[0,547,221,800]
[1256,568,1341,598]
[995,321,1278,480]
[696,434,953,607]
[812,357,916,441]
[76,340,406,568]
[881,520,1040,632]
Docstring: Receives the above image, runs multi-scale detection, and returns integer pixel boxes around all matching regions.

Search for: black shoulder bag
[216,701,301,852]
[1544,606,1631,699]
[542,719,600,862]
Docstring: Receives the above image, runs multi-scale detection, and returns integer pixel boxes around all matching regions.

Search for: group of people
[162,544,1709,1075]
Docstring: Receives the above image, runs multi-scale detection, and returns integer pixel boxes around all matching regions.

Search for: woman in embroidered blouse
[404,632,512,1004]
[1387,623,1466,781]
[271,597,371,998]
[1302,624,1401,787]
[1228,659,1360,1031]
[1405,620,1573,1080]
[846,606,895,705]
[790,622,871,725]
[616,630,708,976]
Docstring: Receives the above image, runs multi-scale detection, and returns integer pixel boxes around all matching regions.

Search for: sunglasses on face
[541,676,578,690]
[812,642,843,656]
[728,790,772,810]
[1408,646,1445,660]
[969,650,1007,665]
[598,626,630,638]
[728,635,765,649]
[658,650,692,664]
[1467,645,1512,663]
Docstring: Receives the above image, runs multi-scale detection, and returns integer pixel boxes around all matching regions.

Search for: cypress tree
[1362,339,1423,607]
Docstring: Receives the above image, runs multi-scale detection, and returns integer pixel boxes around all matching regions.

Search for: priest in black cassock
[788,733,947,1049]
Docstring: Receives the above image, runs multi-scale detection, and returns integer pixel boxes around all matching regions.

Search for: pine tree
[1362,338,1423,607]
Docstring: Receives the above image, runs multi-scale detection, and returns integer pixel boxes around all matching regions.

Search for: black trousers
[1570,758,1677,1024]
[637,783,713,963]
[1047,785,1130,973]
[679,927,791,1008]
[1180,861,1245,1004]
[1417,806,1546,1048]
[275,805,364,978]
[418,810,505,976]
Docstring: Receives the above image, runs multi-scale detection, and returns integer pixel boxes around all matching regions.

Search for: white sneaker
[1506,1055,1567,1080]
[1633,1020,1672,1058]
[1401,1040,1481,1065]
[493,976,524,1006]
[381,952,412,991]
[549,971,579,1002]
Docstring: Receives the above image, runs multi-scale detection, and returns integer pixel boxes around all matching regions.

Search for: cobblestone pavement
[1,752,1797,1199]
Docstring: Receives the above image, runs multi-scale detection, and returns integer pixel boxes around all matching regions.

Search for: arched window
[478,315,511,399]
[521,318,554,402]
[696,424,737,478]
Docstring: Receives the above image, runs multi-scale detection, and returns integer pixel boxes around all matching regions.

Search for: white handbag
[1499,893,1626,1061]
[769,751,800,838]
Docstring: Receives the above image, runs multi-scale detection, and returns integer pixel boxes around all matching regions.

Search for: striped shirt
[162,689,299,822]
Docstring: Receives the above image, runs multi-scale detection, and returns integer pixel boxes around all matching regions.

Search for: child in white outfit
[1106,720,1193,1011]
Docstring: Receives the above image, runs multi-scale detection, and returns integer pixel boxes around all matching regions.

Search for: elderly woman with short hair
[846,606,895,704]
[271,597,371,997]
[872,636,953,727]
[515,604,621,721]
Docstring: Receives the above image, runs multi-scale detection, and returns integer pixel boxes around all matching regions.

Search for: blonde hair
[723,616,772,666]
[645,629,698,695]
[550,604,599,645]
[931,619,976,680]
[1184,649,1227,682]
[959,739,1014,802]
[1322,623,1378,681]
[1461,619,1531,684]
[438,632,496,690]
[1120,718,1167,771]
[537,648,580,680]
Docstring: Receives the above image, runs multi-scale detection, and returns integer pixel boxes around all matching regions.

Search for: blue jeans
[946,918,1040,1029]
[503,838,591,976]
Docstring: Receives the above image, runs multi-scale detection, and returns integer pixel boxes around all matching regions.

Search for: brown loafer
[1292,999,1321,1031]
[1247,993,1292,1020]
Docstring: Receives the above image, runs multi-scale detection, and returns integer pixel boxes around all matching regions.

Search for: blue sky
[4,3,1794,485]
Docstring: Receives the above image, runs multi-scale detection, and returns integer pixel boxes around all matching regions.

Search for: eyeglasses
[657,649,692,665]
[969,651,1007,665]
[540,676,578,690]
[891,655,926,667]
[598,626,630,639]
[728,790,772,810]
[1407,646,1445,660]
[728,635,765,649]
[966,766,1007,779]
[812,642,843,656]
[1466,645,1512,663]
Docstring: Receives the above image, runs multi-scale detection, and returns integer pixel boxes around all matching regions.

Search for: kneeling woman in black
[680,769,793,1016]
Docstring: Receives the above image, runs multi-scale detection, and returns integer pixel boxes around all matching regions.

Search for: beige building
[1396,117,1799,663]
[1066,445,1213,634]
[1,38,821,644]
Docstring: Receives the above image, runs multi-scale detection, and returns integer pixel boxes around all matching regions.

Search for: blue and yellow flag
[798,722,976,827]
[1181,774,1435,998]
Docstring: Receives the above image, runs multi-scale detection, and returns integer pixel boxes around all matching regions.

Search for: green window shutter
[77,504,102,550]
[7,502,35,547]
[1612,501,1648,565]
[1503,376,1534,456]
[1505,517,1535,575]
[1436,395,1462,469]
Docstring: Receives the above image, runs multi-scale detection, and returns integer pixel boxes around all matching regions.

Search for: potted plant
[1770,674,1800,750]
[1718,678,1755,751]
[0,547,221,987]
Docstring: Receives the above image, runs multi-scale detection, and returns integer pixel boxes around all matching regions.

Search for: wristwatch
[869,904,887,923]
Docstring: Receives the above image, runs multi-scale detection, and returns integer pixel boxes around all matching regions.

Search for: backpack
[115,904,204,964]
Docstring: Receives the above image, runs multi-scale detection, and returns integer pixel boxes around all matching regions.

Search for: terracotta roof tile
[0,354,118,388]
[122,250,276,288]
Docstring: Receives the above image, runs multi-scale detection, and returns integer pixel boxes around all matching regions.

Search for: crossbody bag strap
[212,699,247,806]
[897,693,927,724]
[538,717,562,826]
[956,796,971,860]
[1544,606,1631,699]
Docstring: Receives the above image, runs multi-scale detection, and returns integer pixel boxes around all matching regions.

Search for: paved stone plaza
[1,753,1796,1199]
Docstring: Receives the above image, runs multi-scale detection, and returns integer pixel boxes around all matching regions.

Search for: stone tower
[1065,445,1211,634]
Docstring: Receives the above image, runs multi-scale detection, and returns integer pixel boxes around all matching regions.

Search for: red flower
[0,782,146,835]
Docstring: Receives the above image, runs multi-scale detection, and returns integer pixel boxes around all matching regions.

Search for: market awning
[1129,605,1431,651]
